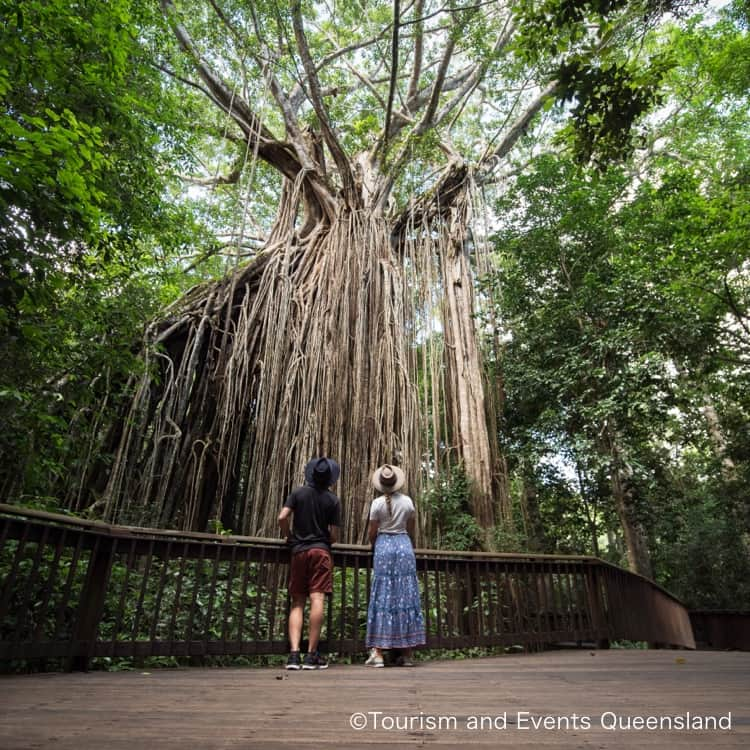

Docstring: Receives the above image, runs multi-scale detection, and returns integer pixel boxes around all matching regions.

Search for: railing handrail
[0,502,686,603]
[0,503,608,561]
[0,501,697,669]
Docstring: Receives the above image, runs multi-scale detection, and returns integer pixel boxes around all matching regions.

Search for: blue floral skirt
[366,533,426,649]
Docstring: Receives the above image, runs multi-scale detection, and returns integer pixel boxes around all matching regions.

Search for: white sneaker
[364,649,384,667]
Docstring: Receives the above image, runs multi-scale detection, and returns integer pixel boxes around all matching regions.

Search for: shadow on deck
[2,650,749,749]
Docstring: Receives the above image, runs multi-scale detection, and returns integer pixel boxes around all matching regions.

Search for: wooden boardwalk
[2,650,748,749]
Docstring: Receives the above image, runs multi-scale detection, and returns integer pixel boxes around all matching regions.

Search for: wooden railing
[690,610,750,651]
[0,504,695,670]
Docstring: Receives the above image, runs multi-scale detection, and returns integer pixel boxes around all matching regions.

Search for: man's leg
[308,592,326,653]
[288,595,306,652]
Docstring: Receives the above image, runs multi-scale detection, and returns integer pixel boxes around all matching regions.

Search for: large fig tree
[85,0,687,546]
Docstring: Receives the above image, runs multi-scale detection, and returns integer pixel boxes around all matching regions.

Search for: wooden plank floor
[1,650,748,749]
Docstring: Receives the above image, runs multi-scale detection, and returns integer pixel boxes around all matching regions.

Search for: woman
[365,464,426,667]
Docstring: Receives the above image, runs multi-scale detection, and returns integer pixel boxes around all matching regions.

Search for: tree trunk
[80,158,507,549]
[702,396,737,480]
[611,467,653,579]
[520,474,547,552]
[440,202,496,536]
[605,433,653,579]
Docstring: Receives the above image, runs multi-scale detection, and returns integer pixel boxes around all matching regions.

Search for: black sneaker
[285,651,302,670]
[302,651,329,670]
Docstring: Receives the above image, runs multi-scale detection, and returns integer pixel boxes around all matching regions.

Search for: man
[278,456,342,670]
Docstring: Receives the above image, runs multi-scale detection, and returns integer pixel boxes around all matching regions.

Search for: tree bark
[440,203,496,535]
[520,474,547,552]
[702,396,737,480]
[606,434,653,579]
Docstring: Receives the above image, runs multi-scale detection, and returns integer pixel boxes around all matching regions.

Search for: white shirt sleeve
[406,495,415,518]
[369,497,383,522]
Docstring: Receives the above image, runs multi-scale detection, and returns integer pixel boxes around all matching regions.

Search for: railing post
[68,535,115,671]
[586,564,610,650]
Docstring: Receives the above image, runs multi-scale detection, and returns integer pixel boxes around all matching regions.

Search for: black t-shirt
[284,483,342,554]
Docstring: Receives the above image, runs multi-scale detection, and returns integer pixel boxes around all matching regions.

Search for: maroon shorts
[289,548,333,597]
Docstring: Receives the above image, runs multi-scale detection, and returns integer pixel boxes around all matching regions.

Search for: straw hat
[372,464,406,494]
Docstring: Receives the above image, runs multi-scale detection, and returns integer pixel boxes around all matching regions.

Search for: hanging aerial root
[90,175,510,549]
[95,201,421,543]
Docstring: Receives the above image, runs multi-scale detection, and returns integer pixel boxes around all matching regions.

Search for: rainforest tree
[57,0,693,548]
[0,0,203,504]
[489,3,750,580]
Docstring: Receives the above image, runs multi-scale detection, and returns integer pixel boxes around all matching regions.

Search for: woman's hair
[385,491,393,518]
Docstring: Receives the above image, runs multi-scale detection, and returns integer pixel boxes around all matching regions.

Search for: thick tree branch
[162,0,339,223]
[380,0,402,157]
[407,0,425,103]
[435,18,516,129]
[245,3,318,173]
[288,28,394,112]
[390,160,470,243]
[290,0,358,205]
[180,161,243,187]
[419,35,457,133]
[387,63,475,142]
[160,0,304,183]
[478,80,559,178]
[372,31,457,209]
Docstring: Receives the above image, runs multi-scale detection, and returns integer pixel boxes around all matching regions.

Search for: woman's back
[370,492,414,534]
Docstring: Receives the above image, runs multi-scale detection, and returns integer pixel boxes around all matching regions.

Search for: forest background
[1,0,749,612]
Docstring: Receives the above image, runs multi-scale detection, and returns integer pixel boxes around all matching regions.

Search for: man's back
[284,484,341,553]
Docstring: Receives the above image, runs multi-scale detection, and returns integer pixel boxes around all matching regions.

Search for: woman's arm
[368,519,380,545]
[406,515,416,545]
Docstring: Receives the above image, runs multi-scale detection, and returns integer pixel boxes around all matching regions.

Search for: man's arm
[278,506,292,540]
[328,524,339,544]
[329,497,342,545]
